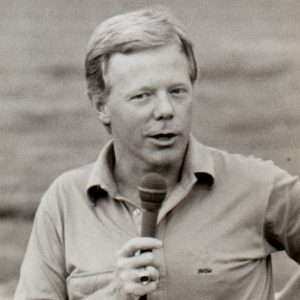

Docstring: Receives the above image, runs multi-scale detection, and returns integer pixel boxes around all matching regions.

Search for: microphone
[138,173,167,300]
[138,173,167,237]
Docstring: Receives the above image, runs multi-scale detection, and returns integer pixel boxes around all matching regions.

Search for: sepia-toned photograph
[1,1,300,299]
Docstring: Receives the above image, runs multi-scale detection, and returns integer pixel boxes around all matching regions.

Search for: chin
[146,150,183,168]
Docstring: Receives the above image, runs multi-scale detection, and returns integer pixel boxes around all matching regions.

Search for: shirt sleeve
[14,192,68,300]
[14,181,122,300]
[264,169,300,263]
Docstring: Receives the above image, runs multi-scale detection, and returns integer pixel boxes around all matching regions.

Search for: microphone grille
[138,173,167,209]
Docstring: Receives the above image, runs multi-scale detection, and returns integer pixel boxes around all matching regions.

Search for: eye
[130,92,151,101]
[169,87,188,96]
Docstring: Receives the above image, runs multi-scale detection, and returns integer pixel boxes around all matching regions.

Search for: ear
[90,95,111,126]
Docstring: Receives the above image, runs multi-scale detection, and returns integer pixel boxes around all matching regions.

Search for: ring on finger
[138,267,150,285]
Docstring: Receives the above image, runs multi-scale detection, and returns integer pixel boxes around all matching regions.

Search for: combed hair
[85,7,197,103]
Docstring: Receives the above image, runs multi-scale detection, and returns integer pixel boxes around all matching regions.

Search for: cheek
[176,100,193,122]
[109,109,142,134]
[187,97,194,115]
[107,104,127,124]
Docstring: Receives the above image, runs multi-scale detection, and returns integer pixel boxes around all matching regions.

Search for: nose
[153,91,174,120]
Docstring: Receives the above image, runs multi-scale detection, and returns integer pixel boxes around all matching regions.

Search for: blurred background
[1,0,299,298]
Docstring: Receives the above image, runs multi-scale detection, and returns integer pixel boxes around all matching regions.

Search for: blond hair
[85,7,197,103]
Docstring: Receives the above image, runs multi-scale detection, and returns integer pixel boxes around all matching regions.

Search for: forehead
[104,43,190,90]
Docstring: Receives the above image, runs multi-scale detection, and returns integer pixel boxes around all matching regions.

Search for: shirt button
[133,208,141,216]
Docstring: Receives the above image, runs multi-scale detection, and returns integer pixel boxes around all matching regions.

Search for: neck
[113,152,185,206]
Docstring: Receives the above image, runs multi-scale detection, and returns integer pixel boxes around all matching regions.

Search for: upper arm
[264,171,300,263]
[14,191,67,300]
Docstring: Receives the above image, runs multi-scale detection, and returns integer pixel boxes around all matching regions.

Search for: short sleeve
[14,189,67,300]
[264,170,300,263]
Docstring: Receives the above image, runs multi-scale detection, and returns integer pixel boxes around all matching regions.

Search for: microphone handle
[141,209,159,237]
[139,209,159,300]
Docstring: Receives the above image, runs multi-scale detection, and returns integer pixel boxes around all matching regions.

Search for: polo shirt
[14,136,300,300]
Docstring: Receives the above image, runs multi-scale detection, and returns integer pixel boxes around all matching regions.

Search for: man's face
[100,43,194,168]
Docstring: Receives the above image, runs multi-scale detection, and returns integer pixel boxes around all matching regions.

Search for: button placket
[130,206,142,231]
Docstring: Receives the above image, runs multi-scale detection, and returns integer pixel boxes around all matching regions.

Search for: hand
[109,237,163,300]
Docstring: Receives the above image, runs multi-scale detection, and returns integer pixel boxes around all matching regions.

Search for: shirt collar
[86,135,215,203]
[180,135,215,189]
[86,140,116,203]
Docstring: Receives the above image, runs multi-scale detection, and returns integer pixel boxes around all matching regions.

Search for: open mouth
[151,133,176,141]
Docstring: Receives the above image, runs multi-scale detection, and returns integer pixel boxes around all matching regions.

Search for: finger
[120,265,159,283]
[136,266,160,283]
[123,279,159,297]
[117,237,162,258]
[117,251,160,271]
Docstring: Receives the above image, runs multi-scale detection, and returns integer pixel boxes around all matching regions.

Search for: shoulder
[39,162,95,213]
[207,145,284,184]
[51,163,95,191]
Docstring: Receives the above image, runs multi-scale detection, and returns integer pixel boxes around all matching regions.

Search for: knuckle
[116,257,127,270]
[147,254,156,266]
[149,266,159,276]
[143,252,154,261]
[126,244,137,256]
[148,267,159,281]
[144,282,158,293]
[123,283,135,294]
[118,271,128,281]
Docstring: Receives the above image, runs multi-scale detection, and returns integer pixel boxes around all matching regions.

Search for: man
[15,7,300,300]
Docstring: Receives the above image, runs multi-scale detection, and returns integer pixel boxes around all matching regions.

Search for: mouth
[147,132,178,146]
[151,133,177,141]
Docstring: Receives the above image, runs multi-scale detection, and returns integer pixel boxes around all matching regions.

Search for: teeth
[154,134,174,140]
[158,136,169,140]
